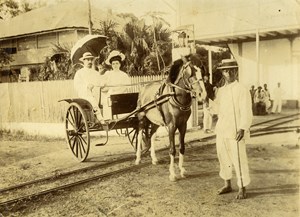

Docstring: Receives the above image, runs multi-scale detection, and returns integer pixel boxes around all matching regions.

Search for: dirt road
[0,130,299,217]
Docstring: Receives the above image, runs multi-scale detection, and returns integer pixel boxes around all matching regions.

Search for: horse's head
[168,54,204,100]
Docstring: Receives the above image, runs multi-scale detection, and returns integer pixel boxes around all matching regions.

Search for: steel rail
[0,163,150,209]
[0,113,298,210]
[250,113,299,127]
[0,155,136,194]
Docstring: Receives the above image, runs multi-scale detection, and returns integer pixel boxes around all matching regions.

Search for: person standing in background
[203,73,215,133]
[271,82,284,114]
[263,83,271,114]
[249,85,256,113]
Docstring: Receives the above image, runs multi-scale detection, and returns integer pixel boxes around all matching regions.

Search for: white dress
[100,70,131,119]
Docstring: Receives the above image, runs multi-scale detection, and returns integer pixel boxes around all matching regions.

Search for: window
[38,33,57,49]
[58,31,76,46]
[0,39,17,54]
[18,36,37,51]
[3,47,17,54]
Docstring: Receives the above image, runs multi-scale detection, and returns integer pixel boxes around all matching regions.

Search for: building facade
[0,0,124,83]
[176,0,300,106]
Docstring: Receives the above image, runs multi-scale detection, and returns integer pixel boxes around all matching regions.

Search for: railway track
[0,113,299,211]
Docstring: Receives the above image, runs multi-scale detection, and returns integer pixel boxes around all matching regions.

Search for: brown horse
[135,54,207,181]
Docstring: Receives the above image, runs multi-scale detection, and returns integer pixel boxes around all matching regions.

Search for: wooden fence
[0,75,166,123]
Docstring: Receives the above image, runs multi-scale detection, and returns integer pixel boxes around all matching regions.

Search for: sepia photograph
[0,0,299,216]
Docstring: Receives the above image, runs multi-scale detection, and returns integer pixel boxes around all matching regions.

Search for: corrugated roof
[0,0,124,39]
[177,0,300,44]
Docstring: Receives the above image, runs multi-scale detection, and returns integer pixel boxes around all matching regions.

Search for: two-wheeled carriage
[61,34,206,183]
[60,88,173,162]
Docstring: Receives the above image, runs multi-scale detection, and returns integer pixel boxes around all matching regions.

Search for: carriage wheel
[65,103,90,162]
[126,126,151,155]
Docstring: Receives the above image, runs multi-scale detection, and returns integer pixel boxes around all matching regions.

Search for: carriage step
[95,143,106,146]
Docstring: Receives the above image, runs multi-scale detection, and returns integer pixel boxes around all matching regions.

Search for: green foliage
[93,14,172,76]
[0,0,20,19]
[0,0,42,20]
[30,44,74,81]
[0,48,13,69]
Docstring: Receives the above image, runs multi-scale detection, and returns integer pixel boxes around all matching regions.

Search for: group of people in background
[250,82,284,115]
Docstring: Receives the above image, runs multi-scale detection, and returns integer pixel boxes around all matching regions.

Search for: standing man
[73,52,105,124]
[271,82,284,114]
[203,73,215,133]
[213,59,253,199]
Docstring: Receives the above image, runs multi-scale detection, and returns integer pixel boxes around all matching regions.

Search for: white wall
[229,37,300,101]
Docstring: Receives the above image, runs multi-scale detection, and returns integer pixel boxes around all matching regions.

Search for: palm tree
[143,11,172,75]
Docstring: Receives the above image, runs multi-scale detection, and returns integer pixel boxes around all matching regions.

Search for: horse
[135,54,207,181]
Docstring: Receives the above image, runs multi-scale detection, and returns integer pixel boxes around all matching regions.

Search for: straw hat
[217,59,238,69]
[79,52,95,62]
[105,50,125,65]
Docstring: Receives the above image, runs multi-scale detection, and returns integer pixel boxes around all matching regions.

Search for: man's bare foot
[236,187,246,199]
[217,186,233,195]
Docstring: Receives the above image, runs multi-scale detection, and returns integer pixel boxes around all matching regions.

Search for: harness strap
[168,95,192,111]
[154,91,167,125]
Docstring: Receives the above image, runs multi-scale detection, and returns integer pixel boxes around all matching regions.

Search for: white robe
[214,81,253,139]
[213,80,253,187]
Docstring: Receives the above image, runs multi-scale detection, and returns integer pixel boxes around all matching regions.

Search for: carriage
[60,34,206,181]
[60,87,173,162]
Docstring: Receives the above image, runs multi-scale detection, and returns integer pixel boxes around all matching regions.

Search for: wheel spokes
[78,137,86,154]
[65,104,90,162]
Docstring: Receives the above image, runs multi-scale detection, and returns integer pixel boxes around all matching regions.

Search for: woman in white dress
[100,50,131,119]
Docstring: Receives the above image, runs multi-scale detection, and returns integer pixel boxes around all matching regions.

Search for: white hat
[105,50,125,65]
[79,52,95,62]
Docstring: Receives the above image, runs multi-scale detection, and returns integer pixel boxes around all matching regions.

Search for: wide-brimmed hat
[79,52,95,62]
[105,50,125,65]
[217,59,238,69]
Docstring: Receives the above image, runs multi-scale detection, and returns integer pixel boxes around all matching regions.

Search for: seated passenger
[254,86,267,115]
[101,50,131,119]
[73,52,105,124]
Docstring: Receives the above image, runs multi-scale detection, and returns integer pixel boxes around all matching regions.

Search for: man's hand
[87,84,94,91]
[235,129,245,142]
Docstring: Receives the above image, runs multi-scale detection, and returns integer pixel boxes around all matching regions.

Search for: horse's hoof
[169,175,177,182]
[181,174,187,178]
[180,168,187,178]
[152,159,158,165]
[135,160,141,165]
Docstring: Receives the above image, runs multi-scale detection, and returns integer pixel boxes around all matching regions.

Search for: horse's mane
[168,59,184,84]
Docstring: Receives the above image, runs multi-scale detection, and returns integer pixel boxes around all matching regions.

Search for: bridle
[165,61,202,111]
[166,62,202,97]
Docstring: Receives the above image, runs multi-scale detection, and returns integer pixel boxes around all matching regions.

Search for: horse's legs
[168,124,177,181]
[178,122,187,178]
[150,124,159,165]
[135,117,146,165]
[135,129,142,165]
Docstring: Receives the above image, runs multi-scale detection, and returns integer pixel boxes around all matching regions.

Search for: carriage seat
[109,93,139,117]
